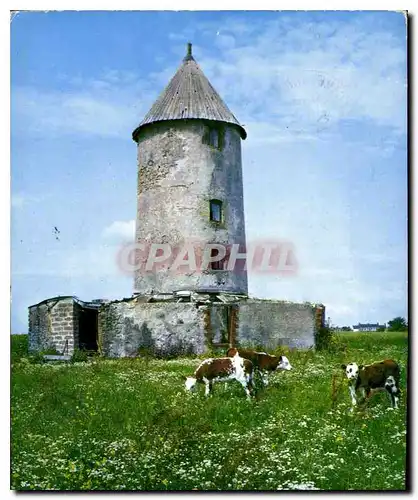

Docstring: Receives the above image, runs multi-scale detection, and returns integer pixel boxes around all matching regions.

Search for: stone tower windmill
[132,43,248,297]
[28,45,326,358]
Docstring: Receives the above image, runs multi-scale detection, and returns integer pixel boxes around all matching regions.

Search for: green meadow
[11,331,408,491]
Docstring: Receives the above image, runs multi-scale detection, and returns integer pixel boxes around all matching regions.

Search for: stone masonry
[98,299,207,358]
[28,296,101,356]
[237,300,322,349]
[28,295,324,358]
[98,296,324,358]
[28,296,78,355]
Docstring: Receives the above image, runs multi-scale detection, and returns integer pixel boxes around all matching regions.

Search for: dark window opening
[219,307,230,343]
[210,248,223,270]
[203,126,224,150]
[209,128,219,148]
[209,246,230,271]
[210,199,223,223]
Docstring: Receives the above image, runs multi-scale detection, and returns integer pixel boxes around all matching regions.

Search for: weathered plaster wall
[134,120,248,295]
[99,300,208,358]
[98,298,322,358]
[237,300,319,349]
[28,297,77,355]
[28,295,323,358]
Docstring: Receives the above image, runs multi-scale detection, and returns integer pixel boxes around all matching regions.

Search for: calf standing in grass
[184,354,254,399]
[226,347,292,386]
[341,359,401,409]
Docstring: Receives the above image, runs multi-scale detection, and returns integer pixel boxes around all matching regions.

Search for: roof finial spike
[184,42,194,61]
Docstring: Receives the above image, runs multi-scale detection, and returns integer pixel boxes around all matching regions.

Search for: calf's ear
[341,364,347,370]
[359,365,364,370]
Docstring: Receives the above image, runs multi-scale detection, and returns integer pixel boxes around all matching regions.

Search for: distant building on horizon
[352,323,385,332]
[332,326,352,332]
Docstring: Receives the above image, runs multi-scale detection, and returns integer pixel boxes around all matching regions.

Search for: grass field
[11,332,408,491]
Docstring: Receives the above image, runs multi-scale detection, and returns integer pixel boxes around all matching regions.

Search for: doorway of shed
[210,305,237,348]
[78,307,98,351]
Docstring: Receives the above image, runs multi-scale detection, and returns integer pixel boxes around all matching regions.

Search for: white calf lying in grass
[341,359,401,409]
[184,354,254,398]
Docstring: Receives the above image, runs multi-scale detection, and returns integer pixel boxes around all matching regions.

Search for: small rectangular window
[210,200,222,223]
[209,129,219,148]
[209,246,230,271]
[210,248,223,270]
[203,126,223,150]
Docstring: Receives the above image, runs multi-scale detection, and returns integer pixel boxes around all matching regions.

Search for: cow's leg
[393,391,400,409]
[203,377,212,397]
[384,386,393,406]
[385,386,396,408]
[385,376,399,409]
[349,384,357,406]
[238,377,252,399]
[384,376,394,407]
[247,374,255,397]
[361,387,372,403]
[393,377,401,409]
[256,369,268,387]
[261,371,269,387]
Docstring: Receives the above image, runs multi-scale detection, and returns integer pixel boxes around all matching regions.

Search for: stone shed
[28,296,104,356]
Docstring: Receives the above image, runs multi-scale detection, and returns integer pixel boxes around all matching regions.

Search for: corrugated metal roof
[132,43,246,141]
[28,295,102,309]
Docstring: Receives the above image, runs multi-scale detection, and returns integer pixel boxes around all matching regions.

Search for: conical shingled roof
[132,43,246,141]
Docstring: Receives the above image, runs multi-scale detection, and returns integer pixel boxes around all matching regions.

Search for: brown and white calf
[184,354,254,398]
[226,347,292,386]
[341,359,401,409]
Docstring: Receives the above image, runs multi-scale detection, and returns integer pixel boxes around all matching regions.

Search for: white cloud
[244,121,319,145]
[13,240,135,283]
[60,243,127,279]
[12,15,406,147]
[12,86,138,139]
[13,220,136,280]
[248,270,405,327]
[11,70,157,139]
[11,192,44,209]
[11,194,26,209]
[102,220,135,242]
[192,15,406,143]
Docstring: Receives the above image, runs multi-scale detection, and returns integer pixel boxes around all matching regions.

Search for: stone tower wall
[134,120,247,295]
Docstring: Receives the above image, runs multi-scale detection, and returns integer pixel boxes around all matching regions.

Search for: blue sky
[11,10,407,332]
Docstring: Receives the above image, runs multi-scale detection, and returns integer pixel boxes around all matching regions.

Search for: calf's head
[184,376,197,392]
[341,362,362,381]
[277,355,292,371]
